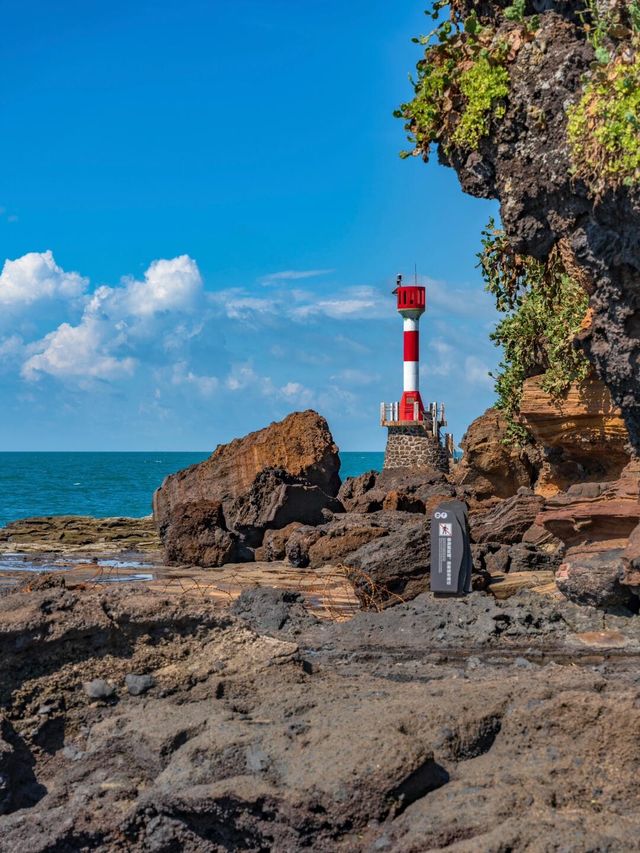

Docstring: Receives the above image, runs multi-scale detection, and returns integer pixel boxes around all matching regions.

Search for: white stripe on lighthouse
[403,316,419,393]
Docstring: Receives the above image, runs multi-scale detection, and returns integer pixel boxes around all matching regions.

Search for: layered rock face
[538,460,640,609]
[153,410,341,566]
[520,376,630,495]
[438,4,640,448]
[453,408,535,500]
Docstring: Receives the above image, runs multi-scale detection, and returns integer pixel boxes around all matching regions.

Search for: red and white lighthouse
[395,274,426,421]
[380,273,454,472]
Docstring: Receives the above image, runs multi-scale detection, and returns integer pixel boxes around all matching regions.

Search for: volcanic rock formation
[153,410,342,566]
[2,579,640,850]
[431,3,640,448]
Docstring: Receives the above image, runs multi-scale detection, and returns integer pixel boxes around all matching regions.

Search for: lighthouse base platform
[383,423,451,473]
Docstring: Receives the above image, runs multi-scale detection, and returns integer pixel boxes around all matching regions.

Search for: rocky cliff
[400,0,640,448]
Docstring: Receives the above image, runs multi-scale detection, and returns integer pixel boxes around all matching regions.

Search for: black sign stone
[430,500,472,596]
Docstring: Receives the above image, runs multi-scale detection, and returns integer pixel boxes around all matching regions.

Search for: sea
[0,452,385,528]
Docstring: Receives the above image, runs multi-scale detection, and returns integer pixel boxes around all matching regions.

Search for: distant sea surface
[0,452,385,528]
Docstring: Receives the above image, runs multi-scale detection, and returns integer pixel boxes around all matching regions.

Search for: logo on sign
[439,523,452,537]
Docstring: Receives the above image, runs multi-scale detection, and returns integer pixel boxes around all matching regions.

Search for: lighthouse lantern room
[381,274,454,471]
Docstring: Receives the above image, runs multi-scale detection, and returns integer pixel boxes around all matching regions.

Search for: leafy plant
[479,220,591,444]
[503,0,526,23]
[567,44,640,192]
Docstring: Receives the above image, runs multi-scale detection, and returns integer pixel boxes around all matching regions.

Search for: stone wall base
[383,425,450,472]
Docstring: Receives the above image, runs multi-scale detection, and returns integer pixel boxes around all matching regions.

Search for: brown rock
[153,410,341,566]
[453,408,535,500]
[470,493,545,545]
[537,461,640,552]
[538,460,640,606]
[307,524,387,569]
[285,512,399,570]
[162,501,240,567]
[254,522,303,562]
[382,491,425,513]
[520,376,630,496]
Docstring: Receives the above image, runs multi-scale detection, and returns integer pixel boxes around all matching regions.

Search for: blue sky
[0,0,501,451]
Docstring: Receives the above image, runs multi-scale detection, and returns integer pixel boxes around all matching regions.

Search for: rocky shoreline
[1,578,640,851]
[1,403,640,850]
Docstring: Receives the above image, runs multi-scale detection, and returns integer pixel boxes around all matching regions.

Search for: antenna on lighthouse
[414,263,418,286]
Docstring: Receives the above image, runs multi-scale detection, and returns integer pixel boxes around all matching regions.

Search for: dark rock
[125,674,156,697]
[345,518,429,608]
[338,468,451,514]
[285,525,323,568]
[471,494,545,545]
[229,468,343,547]
[509,543,563,574]
[430,6,640,448]
[231,587,318,635]
[556,550,636,611]
[83,679,116,700]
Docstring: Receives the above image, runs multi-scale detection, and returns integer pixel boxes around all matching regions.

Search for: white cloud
[120,255,202,317]
[464,355,493,387]
[22,254,204,382]
[290,287,386,321]
[261,268,334,284]
[171,361,218,397]
[0,251,87,307]
[22,317,136,381]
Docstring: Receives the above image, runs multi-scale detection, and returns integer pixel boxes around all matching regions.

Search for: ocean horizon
[0,451,385,528]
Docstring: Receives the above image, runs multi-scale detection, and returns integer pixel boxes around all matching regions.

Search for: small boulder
[83,679,116,700]
[345,518,429,609]
[162,501,239,567]
[254,522,303,561]
[556,550,636,611]
[125,674,156,697]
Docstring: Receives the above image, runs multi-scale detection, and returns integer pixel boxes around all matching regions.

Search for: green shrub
[479,221,591,444]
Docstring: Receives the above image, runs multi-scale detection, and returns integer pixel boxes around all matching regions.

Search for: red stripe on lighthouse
[403,331,419,362]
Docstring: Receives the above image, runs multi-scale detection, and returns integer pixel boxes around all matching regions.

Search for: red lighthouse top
[393,275,425,318]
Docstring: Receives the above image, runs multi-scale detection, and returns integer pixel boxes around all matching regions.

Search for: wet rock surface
[0,516,160,553]
[1,580,640,851]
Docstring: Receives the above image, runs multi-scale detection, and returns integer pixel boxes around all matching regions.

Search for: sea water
[0,451,384,527]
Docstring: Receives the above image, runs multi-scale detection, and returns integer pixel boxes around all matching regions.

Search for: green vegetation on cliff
[396,4,514,159]
[568,45,640,191]
[479,221,591,443]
